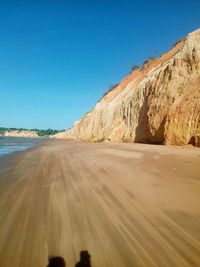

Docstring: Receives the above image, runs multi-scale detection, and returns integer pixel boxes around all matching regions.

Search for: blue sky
[0,0,200,130]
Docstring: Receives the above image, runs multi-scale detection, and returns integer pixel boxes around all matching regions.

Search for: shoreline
[0,136,47,157]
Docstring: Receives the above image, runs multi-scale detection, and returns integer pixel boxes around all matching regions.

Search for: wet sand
[0,140,200,267]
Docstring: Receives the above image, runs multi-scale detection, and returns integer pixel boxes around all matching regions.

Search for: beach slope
[0,140,200,267]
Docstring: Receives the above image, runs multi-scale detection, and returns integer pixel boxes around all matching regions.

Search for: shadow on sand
[75,250,91,267]
[47,250,91,267]
[47,256,66,267]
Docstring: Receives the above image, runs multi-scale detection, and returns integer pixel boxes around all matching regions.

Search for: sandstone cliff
[57,29,200,147]
[4,130,38,138]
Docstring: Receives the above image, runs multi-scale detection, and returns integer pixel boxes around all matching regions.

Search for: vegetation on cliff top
[0,127,65,137]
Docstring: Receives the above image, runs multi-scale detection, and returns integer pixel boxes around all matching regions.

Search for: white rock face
[57,29,200,147]
[4,130,38,138]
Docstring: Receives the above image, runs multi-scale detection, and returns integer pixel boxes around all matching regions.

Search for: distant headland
[0,127,65,138]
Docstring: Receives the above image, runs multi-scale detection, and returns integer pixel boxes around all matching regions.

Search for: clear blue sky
[0,0,200,130]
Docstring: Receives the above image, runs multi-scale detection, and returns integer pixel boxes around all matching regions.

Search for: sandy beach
[0,140,200,267]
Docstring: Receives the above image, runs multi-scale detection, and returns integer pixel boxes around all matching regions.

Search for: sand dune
[0,140,200,267]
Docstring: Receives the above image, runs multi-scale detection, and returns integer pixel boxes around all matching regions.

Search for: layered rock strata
[56,29,200,147]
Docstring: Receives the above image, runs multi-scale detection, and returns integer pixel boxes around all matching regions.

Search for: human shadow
[75,250,92,267]
[47,256,66,267]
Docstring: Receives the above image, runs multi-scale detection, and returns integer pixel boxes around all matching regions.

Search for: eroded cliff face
[57,29,200,146]
[4,130,38,138]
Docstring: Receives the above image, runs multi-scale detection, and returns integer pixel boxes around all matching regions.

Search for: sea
[0,136,43,156]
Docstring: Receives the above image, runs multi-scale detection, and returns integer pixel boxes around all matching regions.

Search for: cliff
[4,130,38,138]
[56,29,200,147]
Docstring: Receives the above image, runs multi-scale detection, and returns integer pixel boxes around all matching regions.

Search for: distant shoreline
[0,136,46,156]
[0,127,65,138]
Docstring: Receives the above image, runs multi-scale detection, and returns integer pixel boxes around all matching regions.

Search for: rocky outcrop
[57,29,200,147]
[4,130,38,138]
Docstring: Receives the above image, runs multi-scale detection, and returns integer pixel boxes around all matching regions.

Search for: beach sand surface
[0,140,200,267]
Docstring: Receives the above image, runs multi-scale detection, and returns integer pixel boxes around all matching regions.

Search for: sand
[0,140,200,267]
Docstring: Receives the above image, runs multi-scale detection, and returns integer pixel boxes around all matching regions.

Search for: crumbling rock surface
[56,29,200,147]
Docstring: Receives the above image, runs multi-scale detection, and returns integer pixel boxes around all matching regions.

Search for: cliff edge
[4,130,38,138]
[56,29,200,147]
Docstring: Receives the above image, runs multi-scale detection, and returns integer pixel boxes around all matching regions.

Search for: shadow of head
[75,250,91,267]
[47,256,66,267]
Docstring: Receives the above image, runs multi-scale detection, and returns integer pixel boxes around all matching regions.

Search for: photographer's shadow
[46,250,92,267]
[47,256,66,267]
[75,250,91,267]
